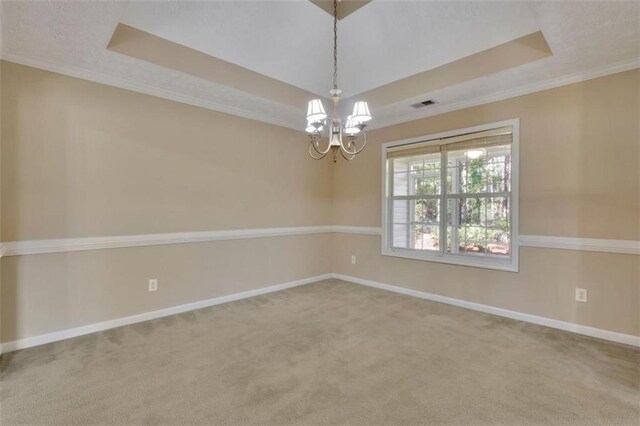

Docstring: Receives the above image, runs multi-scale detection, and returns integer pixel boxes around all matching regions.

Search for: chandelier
[306,0,372,162]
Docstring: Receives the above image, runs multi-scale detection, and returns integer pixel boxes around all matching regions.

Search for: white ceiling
[121,0,540,98]
[338,0,540,97]
[1,1,639,130]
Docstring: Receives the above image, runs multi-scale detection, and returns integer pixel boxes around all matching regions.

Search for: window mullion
[439,151,447,255]
[451,159,460,254]
[387,158,394,251]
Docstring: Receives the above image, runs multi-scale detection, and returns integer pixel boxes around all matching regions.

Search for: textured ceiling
[119,0,540,98]
[1,1,639,130]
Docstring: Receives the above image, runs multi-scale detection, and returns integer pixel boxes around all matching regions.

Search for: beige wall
[1,62,638,344]
[333,236,639,336]
[333,69,640,337]
[334,69,640,239]
[0,61,333,343]
[0,58,3,344]
[1,62,332,241]
[2,234,331,342]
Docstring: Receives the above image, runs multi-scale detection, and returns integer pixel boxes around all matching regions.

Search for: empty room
[0,0,638,424]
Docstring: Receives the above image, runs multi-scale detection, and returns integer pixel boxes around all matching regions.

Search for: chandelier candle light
[306,0,372,162]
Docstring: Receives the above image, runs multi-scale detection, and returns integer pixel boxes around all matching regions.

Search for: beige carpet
[1,279,638,425]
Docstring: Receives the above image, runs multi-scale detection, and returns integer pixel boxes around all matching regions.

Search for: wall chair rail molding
[0,226,336,257]
[1,228,638,257]
[332,226,382,236]
[518,235,640,255]
[334,228,640,255]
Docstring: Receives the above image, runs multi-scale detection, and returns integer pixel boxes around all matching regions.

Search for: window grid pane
[387,130,513,266]
[446,195,511,257]
[390,198,440,251]
[391,154,440,197]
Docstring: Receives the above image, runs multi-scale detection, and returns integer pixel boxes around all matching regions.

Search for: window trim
[381,118,520,272]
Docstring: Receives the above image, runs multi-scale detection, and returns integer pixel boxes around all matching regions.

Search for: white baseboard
[332,273,640,348]
[2,272,637,355]
[0,273,333,355]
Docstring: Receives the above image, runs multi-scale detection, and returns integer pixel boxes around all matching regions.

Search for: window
[382,119,519,271]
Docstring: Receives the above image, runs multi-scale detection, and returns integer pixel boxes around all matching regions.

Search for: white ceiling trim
[3,51,638,133]
[367,57,640,130]
[0,51,302,131]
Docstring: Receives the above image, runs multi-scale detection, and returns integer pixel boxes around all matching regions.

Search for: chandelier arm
[309,142,328,160]
[340,148,355,161]
[310,135,333,155]
[340,132,367,156]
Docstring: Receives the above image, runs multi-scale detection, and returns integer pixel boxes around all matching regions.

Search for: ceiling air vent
[411,99,436,109]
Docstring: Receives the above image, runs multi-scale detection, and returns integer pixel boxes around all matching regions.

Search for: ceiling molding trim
[0,52,303,131]
[357,31,552,107]
[107,23,318,107]
[368,57,640,130]
[2,51,637,133]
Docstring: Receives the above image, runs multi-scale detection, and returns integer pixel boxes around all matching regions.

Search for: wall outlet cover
[575,288,587,302]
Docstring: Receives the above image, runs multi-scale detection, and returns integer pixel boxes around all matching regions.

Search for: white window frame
[381,118,520,272]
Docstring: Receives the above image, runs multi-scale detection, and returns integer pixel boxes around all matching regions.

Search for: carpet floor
[1,279,638,425]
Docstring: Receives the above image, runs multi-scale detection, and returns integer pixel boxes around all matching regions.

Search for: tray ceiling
[1,1,638,130]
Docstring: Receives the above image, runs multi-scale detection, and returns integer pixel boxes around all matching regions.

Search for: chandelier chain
[333,0,338,90]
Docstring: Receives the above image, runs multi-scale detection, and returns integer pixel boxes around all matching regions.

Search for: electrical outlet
[575,288,587,303]
[148,279,158,292]
[351,255,357,265]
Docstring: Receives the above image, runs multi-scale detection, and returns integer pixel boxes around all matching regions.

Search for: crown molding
[367,58,640,130]
[0,52,302,131]
[2,51,638,133]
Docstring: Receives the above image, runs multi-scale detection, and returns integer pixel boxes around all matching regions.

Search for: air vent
[411,99,436,109]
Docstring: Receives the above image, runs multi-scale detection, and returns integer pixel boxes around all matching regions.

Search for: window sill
[381,247,519,272]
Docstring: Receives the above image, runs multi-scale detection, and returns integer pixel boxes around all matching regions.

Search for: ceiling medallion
[306,0,371,162]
